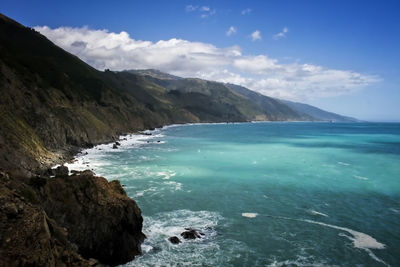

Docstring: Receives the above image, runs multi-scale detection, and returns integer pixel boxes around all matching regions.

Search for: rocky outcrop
[0,172,95,266]
[32,172,145,265]
[0,170,145,266]
[180,228,204,240]
[168,236,181,244]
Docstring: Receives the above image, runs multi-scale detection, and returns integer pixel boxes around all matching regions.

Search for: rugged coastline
[0,12,359,266]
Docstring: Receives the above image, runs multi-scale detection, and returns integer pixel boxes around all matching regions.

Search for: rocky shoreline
[0,143,146,266]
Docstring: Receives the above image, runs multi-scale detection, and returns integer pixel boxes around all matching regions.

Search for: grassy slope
[0,13,267,175]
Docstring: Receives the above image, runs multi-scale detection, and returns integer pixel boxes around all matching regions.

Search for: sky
[2,0,400,121]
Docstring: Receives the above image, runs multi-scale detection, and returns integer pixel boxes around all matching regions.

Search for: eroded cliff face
[0,172,94,266]
[0,171,145,266]
[33,171,145,265]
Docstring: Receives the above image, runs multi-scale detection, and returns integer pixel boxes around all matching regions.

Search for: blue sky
[2,0,400,121]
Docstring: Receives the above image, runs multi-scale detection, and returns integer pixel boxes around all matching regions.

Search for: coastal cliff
[0,170,145,266]
[0,12,353,266]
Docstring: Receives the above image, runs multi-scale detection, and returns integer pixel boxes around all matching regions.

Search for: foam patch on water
[242,213,258,218]
[307,210,329,217]
[261,214,387,265]
[302,219,385,250]
[337,161,350,166]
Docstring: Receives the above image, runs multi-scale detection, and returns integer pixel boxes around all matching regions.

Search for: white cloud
[273,27,289,40]
[251,30,262,41]
[241,8,252,15]
[186,4,215,18]
[35,25,379,101]
[226,26,237,36]
[186,5,198,12]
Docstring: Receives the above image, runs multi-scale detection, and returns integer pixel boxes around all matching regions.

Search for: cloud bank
[35,26,378,101]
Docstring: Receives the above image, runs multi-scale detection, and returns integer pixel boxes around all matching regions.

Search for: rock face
[32,172,146,265]
[0,173,94,266]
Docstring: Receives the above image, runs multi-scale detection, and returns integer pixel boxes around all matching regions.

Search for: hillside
[278,99,358,122]
[0,14,263,176]
[225,83,314,121]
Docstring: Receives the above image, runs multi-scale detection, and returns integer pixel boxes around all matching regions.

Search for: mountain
[225,83,313,121]
[278,99,358,122]
[128,68,182,80]
[126,69,315,121]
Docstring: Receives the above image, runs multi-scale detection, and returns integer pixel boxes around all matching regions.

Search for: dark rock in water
[112,143,118,149]
[85,143,94,148]
[54,165,68,177]
[115,141,121,146]
[157,140,161,143]
[33,173,145,265]
[168,236,181,244]
[180,228,202,239]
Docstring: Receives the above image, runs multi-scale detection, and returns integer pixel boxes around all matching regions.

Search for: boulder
[112,144,118,149]
[168,236,181,244]
[54,165,68,177]
[180,228,203,239]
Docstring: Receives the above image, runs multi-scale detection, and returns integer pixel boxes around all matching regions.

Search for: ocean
[66,122,400,266]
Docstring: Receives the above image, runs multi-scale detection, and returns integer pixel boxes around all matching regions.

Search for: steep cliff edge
[0,172,94,266]
[33,171,145,265]
[0,170,145,266]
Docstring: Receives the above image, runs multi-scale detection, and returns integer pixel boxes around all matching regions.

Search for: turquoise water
[70,122,400,266]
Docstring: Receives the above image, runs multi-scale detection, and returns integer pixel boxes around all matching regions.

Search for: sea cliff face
[0,170,145,266]
[34,171,145,265]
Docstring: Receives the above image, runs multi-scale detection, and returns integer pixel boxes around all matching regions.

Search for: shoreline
[56,120,364,175]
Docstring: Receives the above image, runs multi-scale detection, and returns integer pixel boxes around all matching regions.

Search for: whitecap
[338,161,350,166]
[156,171,176,180]
[354,175,368,180]
[242,213,258,218]
[163,181,182,191]
[390,208,400,214]
[59,132,167,177]
[307,209,329,217]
